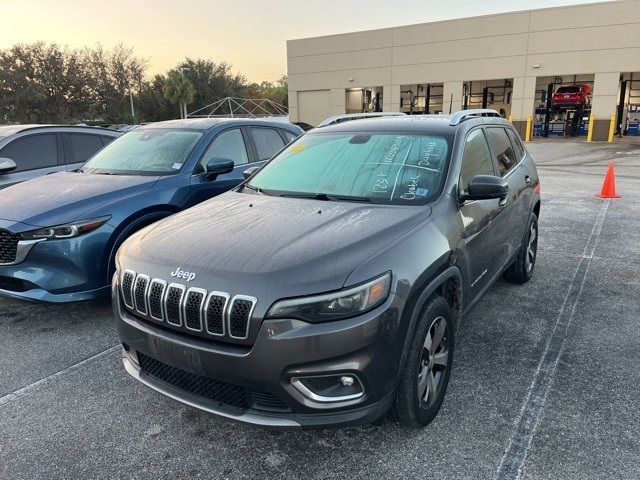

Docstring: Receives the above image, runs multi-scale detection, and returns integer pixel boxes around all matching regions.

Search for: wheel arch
[396,265,463,377]
[104,205,181,281]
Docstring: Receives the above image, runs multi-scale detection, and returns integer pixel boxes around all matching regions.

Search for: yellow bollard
[587,115,595,142]
[608,114,616,142]
[525,115,532,142]
[508,114,513,123]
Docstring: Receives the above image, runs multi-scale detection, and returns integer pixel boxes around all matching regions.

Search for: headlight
[21,216,111,240]
[265,272,391,323]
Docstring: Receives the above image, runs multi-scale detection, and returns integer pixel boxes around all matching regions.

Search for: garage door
[297,90,331,127]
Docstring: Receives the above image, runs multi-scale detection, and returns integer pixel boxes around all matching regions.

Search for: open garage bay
[0,139,639,480]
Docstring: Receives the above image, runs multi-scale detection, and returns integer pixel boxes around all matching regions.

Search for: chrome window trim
[204,291,230,337]
[134,274,151,315]
[120,269,136,309]
[148,278,167,322]
[227,295,257,339]
[182,287,207,333]
[164,283,186,327]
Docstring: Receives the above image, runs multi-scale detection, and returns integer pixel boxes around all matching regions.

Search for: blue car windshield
[81,128,202,175]
[248,132,452,205]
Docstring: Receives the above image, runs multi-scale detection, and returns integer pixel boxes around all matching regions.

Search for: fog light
[291,374,364,403]
[340,376,354,386]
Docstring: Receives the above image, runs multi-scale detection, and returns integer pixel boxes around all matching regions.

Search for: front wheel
[504,213,538,284]
[390,295,454,427]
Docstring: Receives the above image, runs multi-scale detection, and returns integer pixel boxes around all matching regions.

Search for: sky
[1,0,609,82]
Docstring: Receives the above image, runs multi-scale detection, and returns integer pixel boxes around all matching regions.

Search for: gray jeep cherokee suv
[113,110,540,429]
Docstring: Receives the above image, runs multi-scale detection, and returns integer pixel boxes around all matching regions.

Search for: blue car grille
[120,271,254,342]
[0,230,20,264]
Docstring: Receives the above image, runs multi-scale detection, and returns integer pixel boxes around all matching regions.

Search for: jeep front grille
[120,270,255,341]
[0,230,20,265]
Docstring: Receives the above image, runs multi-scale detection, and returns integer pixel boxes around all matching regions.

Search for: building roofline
[287,0,622,44]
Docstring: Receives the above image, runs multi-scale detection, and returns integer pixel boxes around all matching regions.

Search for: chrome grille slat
[205,292,229,336]
[121,270,136,309]
[148,279,166,322]
[134,275,150,315]
[165,284,185,326]
[228,295,257,339]
[183,288,206,332]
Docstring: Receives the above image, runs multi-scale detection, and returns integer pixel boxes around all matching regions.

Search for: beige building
[286,0,640,140]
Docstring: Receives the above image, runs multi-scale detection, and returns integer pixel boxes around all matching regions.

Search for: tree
[245,75,288,106]
[83,43,147,123]
[137,74,173,122]
[0,42,91,123]
[178,58,247,115]
[162,70,195,119]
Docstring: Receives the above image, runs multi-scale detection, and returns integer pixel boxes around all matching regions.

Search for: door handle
[525,175,532,185]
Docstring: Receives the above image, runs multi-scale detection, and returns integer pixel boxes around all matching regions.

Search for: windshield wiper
[243,184,275,196]
[279,192,371,203]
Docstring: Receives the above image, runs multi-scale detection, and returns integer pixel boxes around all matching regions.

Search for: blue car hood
[0,171,158,227]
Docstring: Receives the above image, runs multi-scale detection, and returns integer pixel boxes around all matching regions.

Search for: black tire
[390,295,454,428]
[504,213,538,284]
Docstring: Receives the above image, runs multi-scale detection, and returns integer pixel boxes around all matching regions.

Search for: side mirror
[461,175,508,202]
[205,158,234,180]
[0,158,17,175]
[243,166,260,180]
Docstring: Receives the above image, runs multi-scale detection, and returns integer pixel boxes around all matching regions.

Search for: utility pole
[129,90,135,123]
[180,67,190,119]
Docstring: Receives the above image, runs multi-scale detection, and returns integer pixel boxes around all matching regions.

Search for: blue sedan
[0,118,302,302]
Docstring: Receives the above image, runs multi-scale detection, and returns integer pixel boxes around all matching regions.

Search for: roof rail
[449,109,501,126]
[316,112,405,128]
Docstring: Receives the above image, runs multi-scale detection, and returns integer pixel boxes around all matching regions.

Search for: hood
[0,171,158,227]
[119,191,431,305]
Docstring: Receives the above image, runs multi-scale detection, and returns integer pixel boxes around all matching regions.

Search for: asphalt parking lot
[1,138,639,480]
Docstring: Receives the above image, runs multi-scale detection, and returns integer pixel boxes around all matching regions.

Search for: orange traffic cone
[596,162,621,198]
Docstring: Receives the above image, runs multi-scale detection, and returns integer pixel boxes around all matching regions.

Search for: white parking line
[0,345,119,408]
[495,199,610,480]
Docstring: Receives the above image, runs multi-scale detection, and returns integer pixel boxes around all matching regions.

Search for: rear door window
[459,129,496,191]
[101,135,117,146]
[0,134,58,172]
[506,129,525,161]
[249,127,285,161]
[63,133,105,164]
[281,129,298,144]
[486,127,518,176]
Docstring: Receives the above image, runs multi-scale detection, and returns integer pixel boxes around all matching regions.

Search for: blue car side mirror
[205,158,234,180]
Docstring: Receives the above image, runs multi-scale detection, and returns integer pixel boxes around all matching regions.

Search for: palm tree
[162,70,195,119]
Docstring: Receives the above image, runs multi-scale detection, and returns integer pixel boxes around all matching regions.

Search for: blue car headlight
[265,272,391,323]
[21,215,111,240]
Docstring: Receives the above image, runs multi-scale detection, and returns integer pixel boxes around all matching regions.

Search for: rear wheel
[504,213,538,284]
[390,295,454,427]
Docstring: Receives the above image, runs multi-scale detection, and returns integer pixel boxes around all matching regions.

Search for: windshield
[81,128,202,175]
[248,132,452,205]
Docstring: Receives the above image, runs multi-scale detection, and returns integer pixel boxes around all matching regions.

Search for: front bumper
[0,222,114,303]
[114,285,408,429]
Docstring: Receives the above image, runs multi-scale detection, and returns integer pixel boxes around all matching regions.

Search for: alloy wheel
[526,221,538,272]
[417,316,449,407]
